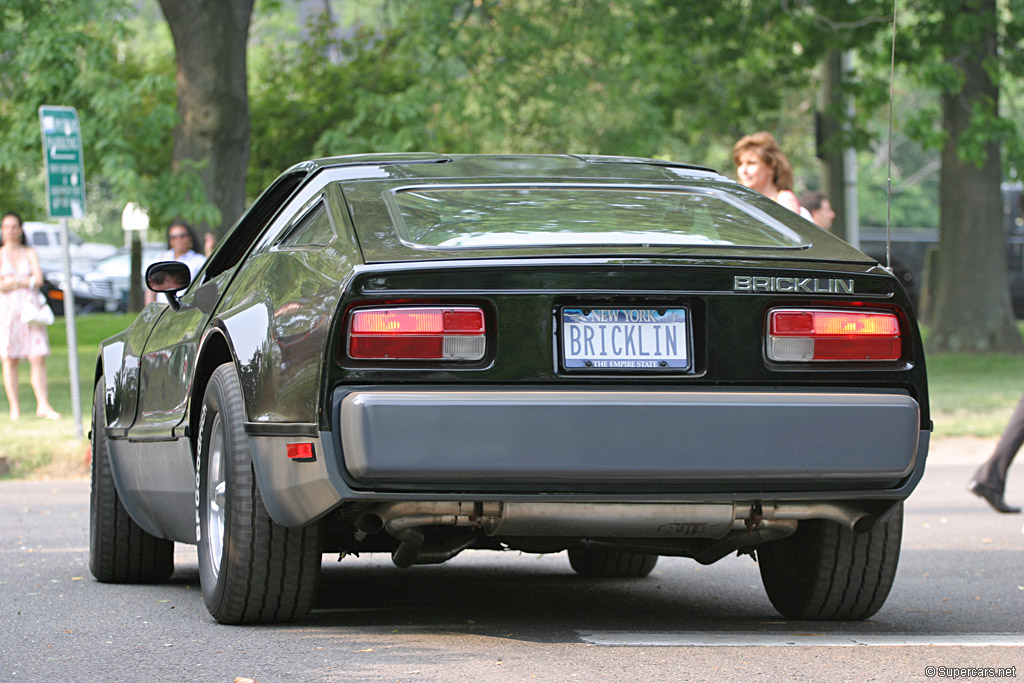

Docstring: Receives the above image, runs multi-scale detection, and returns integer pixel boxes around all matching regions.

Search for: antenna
[884,0,898,273]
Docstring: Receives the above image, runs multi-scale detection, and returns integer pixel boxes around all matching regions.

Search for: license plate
[561,308,689,370]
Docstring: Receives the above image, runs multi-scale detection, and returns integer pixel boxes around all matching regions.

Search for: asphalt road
[1,438,1022,682]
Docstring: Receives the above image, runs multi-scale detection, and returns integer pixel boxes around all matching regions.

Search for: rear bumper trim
[337,387,921,484]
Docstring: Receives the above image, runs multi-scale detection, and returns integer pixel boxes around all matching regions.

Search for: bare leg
[2,357,20,420]
[28,356,58,419]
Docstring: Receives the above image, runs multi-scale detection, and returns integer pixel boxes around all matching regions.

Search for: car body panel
[100,304,167,434]
[247,432,336,526]
[132,299,207,438]
[106,436,195,541]
[222,246,350,425]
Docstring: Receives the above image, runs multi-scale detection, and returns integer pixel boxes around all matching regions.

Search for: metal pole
[58,218,82,437]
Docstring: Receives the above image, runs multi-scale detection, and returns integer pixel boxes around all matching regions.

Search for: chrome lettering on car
[733,275,854,294]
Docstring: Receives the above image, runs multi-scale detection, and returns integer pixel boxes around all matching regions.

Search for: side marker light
[286,443,316,462]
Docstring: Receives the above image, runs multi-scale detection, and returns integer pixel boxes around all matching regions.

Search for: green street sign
[38,105,86,219]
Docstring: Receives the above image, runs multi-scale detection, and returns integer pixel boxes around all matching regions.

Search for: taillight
[348,306,486,361]
[767,308,901,362]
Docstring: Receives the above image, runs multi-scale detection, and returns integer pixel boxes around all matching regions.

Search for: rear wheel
[196,364,323,624]
[89,381,174,583]
[758,504,903,620]
[568,547,658,578]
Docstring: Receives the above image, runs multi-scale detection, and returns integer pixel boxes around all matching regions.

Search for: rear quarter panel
[219,246,355,425]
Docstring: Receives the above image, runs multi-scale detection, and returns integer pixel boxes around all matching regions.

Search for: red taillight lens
[768,309,902,362]
[348,306,486,360]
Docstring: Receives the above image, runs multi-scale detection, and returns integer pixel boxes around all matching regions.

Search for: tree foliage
[0,0,218,239]
[248,0,669,192]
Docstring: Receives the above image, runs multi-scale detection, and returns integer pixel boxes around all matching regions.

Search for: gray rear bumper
[247,386,927,527]
[338,388,921,484]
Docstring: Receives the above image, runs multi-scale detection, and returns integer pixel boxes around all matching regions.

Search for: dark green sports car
[90,153,930,624]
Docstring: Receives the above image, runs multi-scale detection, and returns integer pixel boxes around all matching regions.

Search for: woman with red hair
[733,131,810,219]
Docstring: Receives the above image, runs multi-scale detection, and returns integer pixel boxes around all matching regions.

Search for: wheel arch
[93,354,103,390]
[188,328,238,467]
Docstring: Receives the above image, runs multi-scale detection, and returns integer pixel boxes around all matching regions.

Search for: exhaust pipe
[385,514,461,568]
[757,502,875,534]
[355,504,484,568]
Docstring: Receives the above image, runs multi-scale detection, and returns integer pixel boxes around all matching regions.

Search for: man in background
[800,191,836,231]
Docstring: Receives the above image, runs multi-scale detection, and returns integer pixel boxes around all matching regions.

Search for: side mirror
[145,261,191,310]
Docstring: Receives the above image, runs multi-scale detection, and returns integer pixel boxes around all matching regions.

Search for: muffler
[483,502,737,539]
[353,500,875,568]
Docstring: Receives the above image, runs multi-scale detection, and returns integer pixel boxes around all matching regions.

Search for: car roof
[289,153,725,183]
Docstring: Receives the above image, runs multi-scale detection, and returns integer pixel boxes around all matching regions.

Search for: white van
[22,221,116,269]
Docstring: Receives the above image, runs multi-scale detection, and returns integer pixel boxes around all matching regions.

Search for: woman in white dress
[0,212,59,421]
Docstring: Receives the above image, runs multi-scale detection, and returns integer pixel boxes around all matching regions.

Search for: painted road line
[578,632,1024,647]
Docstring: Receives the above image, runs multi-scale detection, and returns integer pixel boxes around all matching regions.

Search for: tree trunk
[157,0,254,239]
[927,0,1023,353]
[819,51,848,241]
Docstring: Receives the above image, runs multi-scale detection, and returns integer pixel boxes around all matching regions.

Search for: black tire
[196,364,323,624]
[758,504,903,620]
[568,547,658,578]
[89,381,174,583]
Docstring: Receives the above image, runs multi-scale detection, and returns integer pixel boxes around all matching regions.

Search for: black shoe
[967,480,1021,514]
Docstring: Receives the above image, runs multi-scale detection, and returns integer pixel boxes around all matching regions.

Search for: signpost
[38,106,85,438]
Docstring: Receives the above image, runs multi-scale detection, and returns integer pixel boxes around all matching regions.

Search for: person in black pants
[968,395,1024,513]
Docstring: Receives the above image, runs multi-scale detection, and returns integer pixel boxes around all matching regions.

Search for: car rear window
[389,185,806,249]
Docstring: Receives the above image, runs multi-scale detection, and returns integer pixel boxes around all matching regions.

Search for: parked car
[42,269,114,315]
[23,221,116,271]
[90,153,930,625]
[84,245,166,312]
[41,244,165,315]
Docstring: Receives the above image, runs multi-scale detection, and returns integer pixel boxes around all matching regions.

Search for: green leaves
[4,0,1022,245]
[0,0,215,233]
